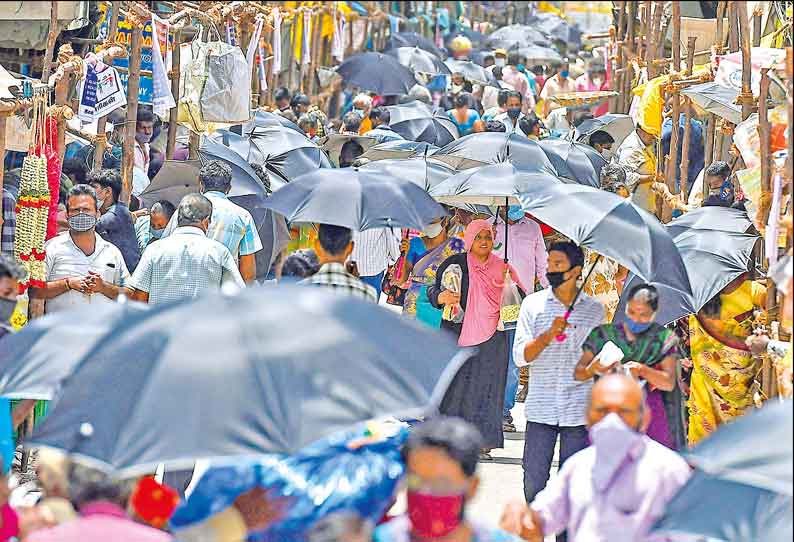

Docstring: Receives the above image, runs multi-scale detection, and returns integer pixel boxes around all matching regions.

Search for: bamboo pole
[166,29,182,159]
[679,38,697,203]
[736,1,755,121]
[94,0,122,170]
[752,5,762,47]
[41,1,59,82]
[614,1,626,112]
[704,112,716,166]
[714,2,726,54]
[121,26,142,205]
[623,2,637,114]
[728,2,740,52]
[758,68,772,224]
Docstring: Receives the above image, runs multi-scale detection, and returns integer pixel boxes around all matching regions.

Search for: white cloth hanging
[302,11,312,66]
[272,7,283,75]
[151,14,175,118]
[332,11,346,62]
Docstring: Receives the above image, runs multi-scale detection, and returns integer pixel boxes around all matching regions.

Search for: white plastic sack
[201,43,251,123]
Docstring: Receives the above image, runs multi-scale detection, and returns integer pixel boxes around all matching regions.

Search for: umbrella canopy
[537,138,605,188]
[615,208,759,325]
[359,140,439,162]
[444,58,491,84]
[319,133,378,167]
[486,24,547,50]
[573,113,635,148]
[387,101,459,146]
[0,301,149,401]
[430,162,562,206]
[358,157,457,192]
[236,110,303,136]
[385,32,443,57]
[652,400,793,542]
[682,82,742,125]
[336,53,418,96]
[516,45,563,66]
[26,286,471,476]
[517,183,692,296]
[386,47,451,76]
[526,12,581,47]
[432,132,557,172]
[209,127,332,185]
[262,167,447,231]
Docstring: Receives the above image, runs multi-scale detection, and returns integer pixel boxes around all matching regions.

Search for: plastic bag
[177,38,211,133]
[201,43,251,123]
[497,268,522,331]
[441,264,464,323]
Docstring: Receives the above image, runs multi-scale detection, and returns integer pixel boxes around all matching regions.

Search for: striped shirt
[351,228,401,277]
[299,262,378,302]
[130,226,245,305]
[513,288,605,427]
[1,189,15,256]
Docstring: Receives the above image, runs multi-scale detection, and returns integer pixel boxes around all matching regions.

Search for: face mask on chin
[406,490,465,539]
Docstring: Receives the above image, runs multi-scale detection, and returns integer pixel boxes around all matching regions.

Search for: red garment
[0,504,19,541]
[130,477,180,529]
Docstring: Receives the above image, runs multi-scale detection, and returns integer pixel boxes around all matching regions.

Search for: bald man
[500,374,691,542]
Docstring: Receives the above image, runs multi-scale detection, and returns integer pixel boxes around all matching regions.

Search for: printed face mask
[68,213,98,232]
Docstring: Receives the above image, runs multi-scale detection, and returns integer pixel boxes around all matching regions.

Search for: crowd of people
[0,4,792,542]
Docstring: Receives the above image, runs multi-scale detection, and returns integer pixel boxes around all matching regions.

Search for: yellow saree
[687,281,767,445]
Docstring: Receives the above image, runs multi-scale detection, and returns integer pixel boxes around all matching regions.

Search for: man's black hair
[136,106,155,124]
[705,160,731,181]
[370,106,390,125]
[518,114,541,135]
[497,89,510,107]
[199,160,233,192]
[453,93,471,109]
[507,51,521,66]
[589,130,615,147]
[66,184,99,212]
[291,93,311,108]
[274,87,291,103]
[505,90,523,103]
[485,120,507,132]
[317,224,352,256]
[402,417,483,477]
[62,158,88,184]
[548,241,585,270]
[86,169,122,203]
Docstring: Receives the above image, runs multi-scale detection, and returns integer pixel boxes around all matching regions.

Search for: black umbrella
[537,138,605,188]
[517,183,692,296]
[209,127,332,185]
[573,113,635,148]
[430,161,561,206]
[0,301,149,401]
[681,82,743,125]
[527,12,582,47]
[25,286,471,475]
[319,133,378,167]
[652,400,793,542]
[615,208,759,325]
[386,47,451,76]
[385,32,443,57]
[516,45,563,66]
[359,140,439,162]
[262,167,447,231]
[444,58,491,84]
[336,53,418,96]
[432,132,556,172]
[237,110,303,136]
[487,24,547,50]
[358,156,457,192]
[387,101,459,146]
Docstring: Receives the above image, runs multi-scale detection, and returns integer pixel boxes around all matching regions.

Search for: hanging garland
[14,91,51,293]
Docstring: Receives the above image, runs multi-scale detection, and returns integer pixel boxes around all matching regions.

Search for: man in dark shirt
[87,169,141,272]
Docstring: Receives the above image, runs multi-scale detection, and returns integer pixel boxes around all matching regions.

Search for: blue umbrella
[652,401,793,542]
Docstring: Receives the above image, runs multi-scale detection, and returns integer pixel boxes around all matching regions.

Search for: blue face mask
[507,205,525,222]
[149,227,164,240]
[624,315,653,335]
[560,70,569,78]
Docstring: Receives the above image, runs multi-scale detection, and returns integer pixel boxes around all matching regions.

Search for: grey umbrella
[572,113,635,147]
[25,285,471,476]
[386,47,451,76]
[682,82,742,125]
[359,140,439,162]
[358,156,457,192]
[486,24,547,50]
[444,59,491,84]
[652,400,793,542]
[516,45,563,66]
[387,101,460,146]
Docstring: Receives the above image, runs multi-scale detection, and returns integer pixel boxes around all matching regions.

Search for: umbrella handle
[555,310,571,342]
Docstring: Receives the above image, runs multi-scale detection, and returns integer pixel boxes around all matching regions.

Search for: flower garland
[14,94,51,293]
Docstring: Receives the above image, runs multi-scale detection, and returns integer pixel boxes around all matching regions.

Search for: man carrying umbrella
[300,224,378,302]
[161,161,262,284]
[365,108,405,144]
[500,374,691,542]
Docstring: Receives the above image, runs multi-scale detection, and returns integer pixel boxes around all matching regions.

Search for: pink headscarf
[459,220,524,347]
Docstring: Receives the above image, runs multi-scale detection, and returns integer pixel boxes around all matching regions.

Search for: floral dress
[582,250,621,322]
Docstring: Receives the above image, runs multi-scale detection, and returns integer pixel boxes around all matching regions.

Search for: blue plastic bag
[171,422,408,542]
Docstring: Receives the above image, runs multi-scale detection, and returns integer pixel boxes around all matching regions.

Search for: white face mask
[422,223,444,238]
[494,58,506,67]
[451,84,464,94]
[601,148,613,161]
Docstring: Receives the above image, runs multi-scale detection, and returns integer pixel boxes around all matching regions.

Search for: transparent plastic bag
[441,264,464,323]
[498,268,522,331]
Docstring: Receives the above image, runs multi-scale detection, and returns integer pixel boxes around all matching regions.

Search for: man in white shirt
[493,91,527,135]
[540,62,576,117]
[31,184,130,314]
[351,228,401,296]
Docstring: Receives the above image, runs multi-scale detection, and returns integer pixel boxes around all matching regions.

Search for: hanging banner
[78,62,126,121]
[151,14,175,118]
[96,2,173,105]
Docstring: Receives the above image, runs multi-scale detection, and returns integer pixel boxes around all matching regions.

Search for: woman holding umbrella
[398,216,465,328]
[574,284,683,449]
[427,220,526,459]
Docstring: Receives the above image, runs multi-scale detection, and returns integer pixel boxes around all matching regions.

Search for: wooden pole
[166,29,182,159]
[728,2,740,52]
[671,1,681,72]
[614,1,626,112]
[94,0,122,170]
[121,25,142,205]
[758,68,772,224]
[752,5,762,47]
[704,113,716,166]
[623,2,637,114]
[679,37,697,203]
[41,1,59,82]
[736,1,754,121]
[0,115,6,228]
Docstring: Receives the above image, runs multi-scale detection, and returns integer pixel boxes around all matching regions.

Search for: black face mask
[507,107,522,120]
[547,268,572,289]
